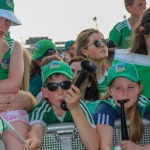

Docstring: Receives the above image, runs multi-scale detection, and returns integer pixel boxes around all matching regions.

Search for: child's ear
[138,84,143,94]
[106,87,112,95]
[42,87,49,98]
[126,5,132,13]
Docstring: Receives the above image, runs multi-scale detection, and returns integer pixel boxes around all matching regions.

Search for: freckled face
[107,77,142,111]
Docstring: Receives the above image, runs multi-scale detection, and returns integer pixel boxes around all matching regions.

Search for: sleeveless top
[0,39,15,80]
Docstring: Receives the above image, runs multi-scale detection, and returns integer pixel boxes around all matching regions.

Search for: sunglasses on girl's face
[46,80,72,92]
[86,40,107,49]
[86,40,116,49]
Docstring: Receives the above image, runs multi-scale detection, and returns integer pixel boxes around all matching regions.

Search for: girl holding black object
[93,62,150,150]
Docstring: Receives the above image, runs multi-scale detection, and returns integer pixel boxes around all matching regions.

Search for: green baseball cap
[107,62,140,86]
[63,40,75,50]
[41,60,74,85]
[32,39,57,60]
[0,0,21,26]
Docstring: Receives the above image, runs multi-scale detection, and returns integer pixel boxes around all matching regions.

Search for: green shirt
[109,19,132,49]
[0,39,14,80]
[85,100,100,115]
[29,73,42,97]
[29,99,95,128]
[97,70,108,98]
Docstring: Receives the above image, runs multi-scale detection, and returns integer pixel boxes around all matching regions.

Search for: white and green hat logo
[41,60,74,85]
[0,0,22,25]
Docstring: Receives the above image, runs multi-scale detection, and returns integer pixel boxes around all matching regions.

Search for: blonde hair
[21,49,31,91]
[102,82,144,142]
[76,28,109,70]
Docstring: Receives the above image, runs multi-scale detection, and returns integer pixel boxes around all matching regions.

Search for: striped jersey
[30,99,95,128]
[109,19,132,49]
[93,95,150,127]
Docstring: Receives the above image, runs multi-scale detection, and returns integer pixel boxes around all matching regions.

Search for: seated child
[26,60,100,150]
[93,62,150,150]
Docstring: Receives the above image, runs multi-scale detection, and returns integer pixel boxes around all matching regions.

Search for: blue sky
[10,0,150,44]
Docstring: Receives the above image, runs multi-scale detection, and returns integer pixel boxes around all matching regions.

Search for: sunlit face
[107,77,142,111]
[0,17,11,38]
[42,75,70,114]
[128,0,146,18]
[82,33,108,62]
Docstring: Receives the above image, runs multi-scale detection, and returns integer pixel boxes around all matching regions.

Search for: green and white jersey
[85,100,100,115]
[29,99,95,128]
[114,49,150,98]
[97,69,108,98]
[0,39,15,80]
[109,19,132,49]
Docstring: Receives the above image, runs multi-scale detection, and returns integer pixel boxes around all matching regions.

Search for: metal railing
[0,119,149,150]
[42,119,150,150]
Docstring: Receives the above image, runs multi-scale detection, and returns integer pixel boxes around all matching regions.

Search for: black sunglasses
[46,81,72,91]
[86,40,116,49]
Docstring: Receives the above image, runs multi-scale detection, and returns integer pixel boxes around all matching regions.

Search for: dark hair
[69,56,100,101]
[30,59,41,78]
[124,0,134,8]
[130,7,150,55]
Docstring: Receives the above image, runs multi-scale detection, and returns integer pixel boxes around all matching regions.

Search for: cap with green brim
[32,39,57,60]
[63,40,75,51]
[41,60,74,85]
[107,62,140,86]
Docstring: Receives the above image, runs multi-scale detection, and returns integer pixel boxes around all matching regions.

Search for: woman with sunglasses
[76,28,109,98]
[26,60,100,150]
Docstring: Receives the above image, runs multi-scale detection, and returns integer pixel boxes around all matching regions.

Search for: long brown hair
[102,82,144,142]
[69,56,100,101]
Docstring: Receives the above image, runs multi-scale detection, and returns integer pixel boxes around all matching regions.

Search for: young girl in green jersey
[93,62,150,150]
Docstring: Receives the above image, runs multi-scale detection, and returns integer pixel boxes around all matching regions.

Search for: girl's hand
[120,140,142,150]
[24,138,41,150]
[0,92,22,112]
[0,91,36,112]
[65,85,81,111]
